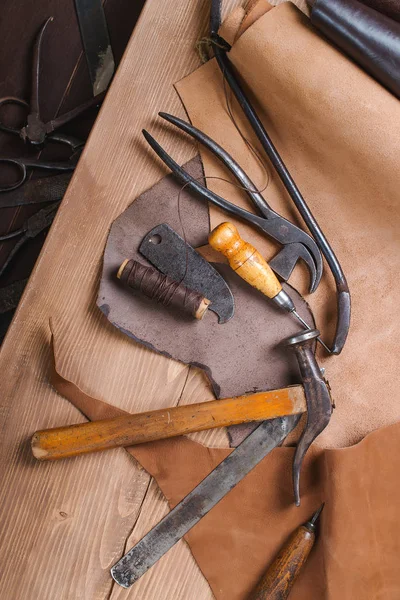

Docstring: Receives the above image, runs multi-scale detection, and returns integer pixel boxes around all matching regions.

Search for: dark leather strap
[311,0,400,99]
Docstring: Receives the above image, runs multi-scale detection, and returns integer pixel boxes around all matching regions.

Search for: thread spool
[117,259,210,320]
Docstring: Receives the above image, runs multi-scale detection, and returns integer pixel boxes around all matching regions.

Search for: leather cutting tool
[140,223,235,323]
[0,18,105,151]
[142,114,323,294]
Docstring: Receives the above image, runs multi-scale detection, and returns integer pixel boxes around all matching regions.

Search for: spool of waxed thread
[117,259,211,320]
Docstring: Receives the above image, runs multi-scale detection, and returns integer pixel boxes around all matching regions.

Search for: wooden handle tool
[248,505,324,600]
[208,222,283,299]
[209,223,331,352]
[31,385,306,461]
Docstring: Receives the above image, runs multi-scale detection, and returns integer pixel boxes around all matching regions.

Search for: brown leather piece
[310,0,400,99]
[175,1,400,450]
[50,328,400,599]
[98,154,313,445]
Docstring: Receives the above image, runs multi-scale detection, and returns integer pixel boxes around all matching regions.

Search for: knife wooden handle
[248,526,315,600]
[31,385,305,461]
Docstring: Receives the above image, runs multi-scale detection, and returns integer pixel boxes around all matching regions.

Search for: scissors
[0,150,81,192]
[0,17,105,151]
[0,202,60,279]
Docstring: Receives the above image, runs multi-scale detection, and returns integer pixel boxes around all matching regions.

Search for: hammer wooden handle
[208,222,282,299]
[31,386,305,461]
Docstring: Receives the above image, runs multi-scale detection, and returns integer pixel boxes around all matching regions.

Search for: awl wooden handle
[248,505,323,599]
[249,526,315,599]
[208,222,282,299]
[31,385,306,461]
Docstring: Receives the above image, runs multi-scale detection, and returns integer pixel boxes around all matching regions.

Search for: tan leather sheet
[176,1,400,449]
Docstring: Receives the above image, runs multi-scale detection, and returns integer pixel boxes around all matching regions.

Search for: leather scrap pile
[2,0,400,598]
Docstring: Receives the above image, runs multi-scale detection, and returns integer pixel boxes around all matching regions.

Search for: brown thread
[118,259,210,319]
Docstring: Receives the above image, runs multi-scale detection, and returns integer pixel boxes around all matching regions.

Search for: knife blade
[111,414,301,588]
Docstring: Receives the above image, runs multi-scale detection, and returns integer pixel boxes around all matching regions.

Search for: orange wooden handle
[31,386,305,461]
[208,222,282,299]
[248,526,315,600]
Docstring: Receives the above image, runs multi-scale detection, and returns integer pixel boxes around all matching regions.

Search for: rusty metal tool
[249,504,324,599]
[74,0,115,96]
[142,115,323,294]
[0,173,72,208]
[111,414,301,588]
[0,18,105,150]
[209,0,350,355]
[209,221,331,353]
[31,385,306,461]
[139,223,235,323]
[110,334,331,587]
[0,202,60,279]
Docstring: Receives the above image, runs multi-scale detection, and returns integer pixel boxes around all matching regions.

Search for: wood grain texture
[0,1,308,599]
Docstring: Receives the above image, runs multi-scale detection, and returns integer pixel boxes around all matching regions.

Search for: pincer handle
[208,222,282,299]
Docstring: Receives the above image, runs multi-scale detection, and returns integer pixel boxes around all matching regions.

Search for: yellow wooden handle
[208,223,282,299]
[31,386,306,461]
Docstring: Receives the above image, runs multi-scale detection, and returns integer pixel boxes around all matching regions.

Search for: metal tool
[139,223,235,323]
[249,504,324,599]
[0,18,105,150]
[285,330,332,505]
[111,414,301,588]
[31,385,306,461]
[110,332,331,586]
[207,221,333,496]
[0,151,80,193]
[209,0,350,355]
[209,222,331,353]
[0,202,60,279]
[74,0,115,96]
[143,114,323,294]
[0,173,72,208]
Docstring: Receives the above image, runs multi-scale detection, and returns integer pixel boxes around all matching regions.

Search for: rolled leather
[361,0,400,22]
[310,0,400,99]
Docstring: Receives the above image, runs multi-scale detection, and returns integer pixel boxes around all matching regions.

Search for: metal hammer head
[283,329,333,506]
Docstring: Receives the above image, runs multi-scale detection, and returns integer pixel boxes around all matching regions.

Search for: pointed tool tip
[311,503,325,525]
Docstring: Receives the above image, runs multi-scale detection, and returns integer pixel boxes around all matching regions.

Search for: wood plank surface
[0,1,307,598]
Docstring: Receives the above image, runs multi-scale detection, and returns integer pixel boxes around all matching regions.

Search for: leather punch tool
[143,113,323,294]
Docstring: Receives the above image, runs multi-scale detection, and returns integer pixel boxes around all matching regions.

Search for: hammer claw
[284,329,333,505]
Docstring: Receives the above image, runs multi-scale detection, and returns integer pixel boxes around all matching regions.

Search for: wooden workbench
[0,0,306,598]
